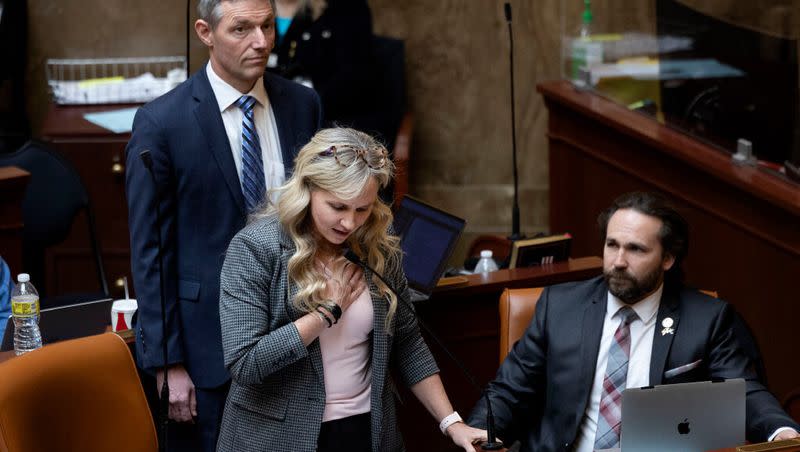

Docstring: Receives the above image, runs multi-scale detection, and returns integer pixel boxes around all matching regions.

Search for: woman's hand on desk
[446,423,489,451]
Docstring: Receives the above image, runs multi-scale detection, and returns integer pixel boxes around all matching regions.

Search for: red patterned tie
[594,306,638,449]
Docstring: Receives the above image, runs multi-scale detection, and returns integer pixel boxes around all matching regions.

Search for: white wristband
[439,411,463,435]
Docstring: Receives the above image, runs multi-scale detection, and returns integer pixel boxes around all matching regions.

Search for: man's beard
[604,266,663,304]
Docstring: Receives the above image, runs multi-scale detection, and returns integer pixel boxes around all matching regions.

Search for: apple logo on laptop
[677,418,691,435]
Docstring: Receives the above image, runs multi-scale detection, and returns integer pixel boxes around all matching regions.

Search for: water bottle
[474,250,499,274]
[11,273,42,355]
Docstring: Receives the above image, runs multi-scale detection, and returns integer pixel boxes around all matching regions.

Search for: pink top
[318,281,374,422]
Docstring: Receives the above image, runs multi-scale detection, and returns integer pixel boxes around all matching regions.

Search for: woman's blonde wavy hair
[256,127,401,329]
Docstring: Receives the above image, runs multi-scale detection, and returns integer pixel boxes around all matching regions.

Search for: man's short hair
[197,0,276,29]
[597,191,689,284]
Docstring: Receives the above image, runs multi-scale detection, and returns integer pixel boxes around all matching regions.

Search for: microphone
[139,150,170,452]
[504,2,524,242]
[343,250,504,450]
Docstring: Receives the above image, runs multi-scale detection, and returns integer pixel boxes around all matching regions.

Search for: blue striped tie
[594,306,638,450]
[236,95,266,212]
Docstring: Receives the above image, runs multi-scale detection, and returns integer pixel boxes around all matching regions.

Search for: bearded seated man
[468,191,800,452]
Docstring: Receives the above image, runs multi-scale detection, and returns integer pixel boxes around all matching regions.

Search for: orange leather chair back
[498,287,544,365]
[0,333,157,452]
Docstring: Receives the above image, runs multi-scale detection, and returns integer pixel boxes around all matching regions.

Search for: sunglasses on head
[318,145,388,169]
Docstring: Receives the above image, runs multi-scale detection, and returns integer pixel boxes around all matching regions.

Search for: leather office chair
[496,287,543,452]
[0,333,157,451]
[498,287,544,364]
[0,140,109,302]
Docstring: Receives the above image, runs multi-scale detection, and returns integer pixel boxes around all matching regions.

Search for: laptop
[620,379,745,452]
[392,196,466,302]
[1,298,114,351]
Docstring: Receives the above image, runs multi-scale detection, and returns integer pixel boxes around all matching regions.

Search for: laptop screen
[621,379,745,451]
[393,196,466,297]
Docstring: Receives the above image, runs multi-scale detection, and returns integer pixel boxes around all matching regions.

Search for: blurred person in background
[269,0,382,139]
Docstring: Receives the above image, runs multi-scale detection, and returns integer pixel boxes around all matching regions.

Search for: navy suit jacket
[468,276,798,452]
[125,67,322,388]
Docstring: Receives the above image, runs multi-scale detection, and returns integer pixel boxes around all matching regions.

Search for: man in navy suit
[125,0,320,450]
[468,192,799,451]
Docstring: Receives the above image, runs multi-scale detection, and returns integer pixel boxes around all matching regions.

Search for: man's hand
[774,429,800,441]
[156,364,197,423]
[446,423,490,452]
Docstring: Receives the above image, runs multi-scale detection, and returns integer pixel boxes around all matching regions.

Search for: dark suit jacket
[125,67,322,388]
[468,276,798,451]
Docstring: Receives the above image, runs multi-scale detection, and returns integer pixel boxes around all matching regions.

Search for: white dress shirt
[206,63,285,201]
[573,285,662,452]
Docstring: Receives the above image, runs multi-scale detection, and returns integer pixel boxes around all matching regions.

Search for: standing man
[125,0,321,450]
[469,192,799,451]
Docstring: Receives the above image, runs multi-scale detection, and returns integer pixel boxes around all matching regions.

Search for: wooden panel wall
[22,0,797,265]
[368,0,560,262]
[25,0,571,266]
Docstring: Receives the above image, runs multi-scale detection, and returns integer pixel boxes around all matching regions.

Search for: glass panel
[560,0,800,182]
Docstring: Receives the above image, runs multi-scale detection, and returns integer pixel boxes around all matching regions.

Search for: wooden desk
[433,257,603,297]
[397,257,603,452]
[538,80,800,401]
[40,104,136,298]
[0,166,30,274]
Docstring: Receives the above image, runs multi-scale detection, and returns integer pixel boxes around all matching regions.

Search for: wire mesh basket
[46,56,187,105]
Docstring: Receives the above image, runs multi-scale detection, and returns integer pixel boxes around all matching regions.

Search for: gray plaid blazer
[216,215,439,452]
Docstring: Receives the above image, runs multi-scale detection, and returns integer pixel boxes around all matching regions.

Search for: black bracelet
[316,308,332,328]
[319,303,342,323]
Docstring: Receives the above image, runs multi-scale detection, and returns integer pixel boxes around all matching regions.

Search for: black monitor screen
[393,197,465,294]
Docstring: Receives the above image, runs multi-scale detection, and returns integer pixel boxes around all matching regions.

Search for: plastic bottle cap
[17,273,30,283]
[480,250,493,258]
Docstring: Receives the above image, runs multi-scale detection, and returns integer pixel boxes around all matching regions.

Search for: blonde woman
[217,128,486,451]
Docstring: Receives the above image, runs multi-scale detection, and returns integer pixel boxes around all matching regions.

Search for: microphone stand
[140,150,169,452]
[505,2,524,242]
[344,250,504,450]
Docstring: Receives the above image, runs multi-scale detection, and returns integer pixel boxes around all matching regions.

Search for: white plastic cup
[111,299,137,332]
